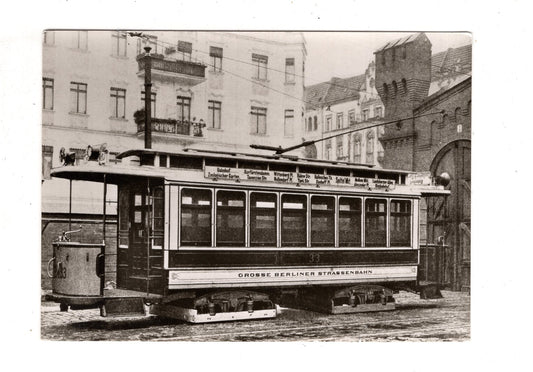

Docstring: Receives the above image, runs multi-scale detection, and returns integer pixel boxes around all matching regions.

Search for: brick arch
[429,139,471,291]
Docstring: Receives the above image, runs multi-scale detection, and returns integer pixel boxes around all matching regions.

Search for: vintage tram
[46,147,449,323]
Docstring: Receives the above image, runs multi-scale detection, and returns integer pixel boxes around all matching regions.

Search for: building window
[311,196,335,247]
[381,53,386,66]
[71,31,88,50]
[362,109,369,121]
[281,194,307,247]
[43,31,55,45]
[285,58,295,83]
[111,31,127,57]
[208,100,221,129]
[181,188,212,246]
[252,53,268,80]
[401,46,407,59]
[250,192,277,247]
[177,96,191,122]
[369,77,375,89]
[216,190,246,247]
[210,46,223,72]
[382,83,389,101]
[110,88,126,118]
[325,115,332,132]
[336,113,343,129]
[401,78,407,94]
[178,40,192,61]
[339,197,362,247]
[348,110,355,125]
[392,80,398,97]
[42,78,54,110]
[455,107,462,122]
[390,200,411,247]
[374,106,383,118]
[306,117,312,132]
[250,106,267,135]
[325,139,332,160]
[284,109,294,137]
[141,91,156,117]
[336,137,344,158]
[42,145,53,180]
[366,131,374,164]
[365,199,387,247]
[70,82,87,114]
[313,116,318,131]
[353,135,361,163]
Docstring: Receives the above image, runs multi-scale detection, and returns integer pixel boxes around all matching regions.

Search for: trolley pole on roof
[143,46,152,149]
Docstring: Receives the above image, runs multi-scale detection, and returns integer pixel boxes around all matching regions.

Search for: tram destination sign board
[204,166,395,188]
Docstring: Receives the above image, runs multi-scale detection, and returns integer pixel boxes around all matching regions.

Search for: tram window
[216,190,246,247]
[159,155,167,167]
[339,197,362,247]
[140,154,155,166]
[390,200,411,247]
[180,157,203,170]
[311,196,335,247]
[327,168,351,177]
[270,163,297,172]
[239,161,268,170]
[170,156,203,170]
[205,158,237,168]
[281,194,307,247]
[299,165,323,174]
[181,189,212,246]
[169,156,180,168]
[365,198,387,247]
[250,192,277,247]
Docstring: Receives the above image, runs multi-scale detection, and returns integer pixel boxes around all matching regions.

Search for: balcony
[134,109,204,137]
[137,54,206,86]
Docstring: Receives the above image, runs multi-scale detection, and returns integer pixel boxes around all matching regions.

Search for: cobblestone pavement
[41,290,470,341]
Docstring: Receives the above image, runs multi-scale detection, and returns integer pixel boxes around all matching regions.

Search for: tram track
[149,312,469,341]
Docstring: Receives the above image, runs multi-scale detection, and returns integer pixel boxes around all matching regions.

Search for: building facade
[374,33,471,291]
[303,61,385,166]
[41,30,307,288]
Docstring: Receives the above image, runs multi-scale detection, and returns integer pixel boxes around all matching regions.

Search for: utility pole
[143,46,152,149]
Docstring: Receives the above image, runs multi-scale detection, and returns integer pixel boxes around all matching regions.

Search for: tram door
[117,182,164,293]
[427,140,471,291]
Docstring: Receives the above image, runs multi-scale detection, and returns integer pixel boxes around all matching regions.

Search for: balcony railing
[134,109,204,137]
[137,54,206,79]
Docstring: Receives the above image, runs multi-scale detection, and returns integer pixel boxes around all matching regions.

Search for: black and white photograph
[2,0,532,371]
[39,30,471,341]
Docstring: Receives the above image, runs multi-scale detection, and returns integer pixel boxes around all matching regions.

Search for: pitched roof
[429,44,472,95]
[305,43,472,109]
[431,44,472,80]
[374,33,422,53]
[304,81,331,110]
[304,74,365,110]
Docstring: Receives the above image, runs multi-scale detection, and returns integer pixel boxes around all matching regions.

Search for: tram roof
[116,148,412,175]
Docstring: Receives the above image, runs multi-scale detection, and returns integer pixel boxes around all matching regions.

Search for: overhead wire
[128,32,470,155]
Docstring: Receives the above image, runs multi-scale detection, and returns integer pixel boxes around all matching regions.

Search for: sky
[303,32,472,85]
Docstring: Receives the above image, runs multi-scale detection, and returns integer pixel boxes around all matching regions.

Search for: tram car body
[47,148,449,322]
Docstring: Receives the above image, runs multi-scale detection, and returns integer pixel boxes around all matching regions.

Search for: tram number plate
[309,253,321,263]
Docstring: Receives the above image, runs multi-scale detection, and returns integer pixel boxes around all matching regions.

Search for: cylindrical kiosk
[49,242,105,296]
